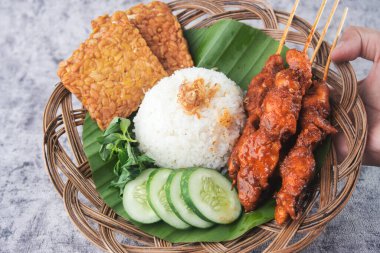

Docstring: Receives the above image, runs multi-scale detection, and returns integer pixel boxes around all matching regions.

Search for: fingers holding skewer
[323,7,349,81]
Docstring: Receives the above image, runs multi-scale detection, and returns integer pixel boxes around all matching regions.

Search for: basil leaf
[103,133,123,144]
[99,116,155,196]
[126,143,138,165]
[125,156,138,167]
[99,144,112,161]
[104,118,121,135]
[113,161,121,176]
[118,149,128,165]
[105,143,114,150]
[138,154,155,164]
[120,118,131,135]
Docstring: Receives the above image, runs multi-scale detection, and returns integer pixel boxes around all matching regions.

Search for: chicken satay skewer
[275,9,348,225]
[242,0,328,127]
[311,0,341,63]
[243,0,328,122]
[236,0,339,210]
[228,0,301,185]
[303,0,328,53]
[235,1,343,213]
[245,0,301,118]
[323,7,348,80]
[230,0,330,210]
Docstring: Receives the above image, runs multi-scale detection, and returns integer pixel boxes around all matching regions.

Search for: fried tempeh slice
[126,1,194,75]
[57,11,168,130]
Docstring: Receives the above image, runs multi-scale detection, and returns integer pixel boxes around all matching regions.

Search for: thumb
[331,26,380,63]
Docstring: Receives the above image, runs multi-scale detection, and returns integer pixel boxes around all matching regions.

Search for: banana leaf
[185,19,287,89]
[82,19,330,243]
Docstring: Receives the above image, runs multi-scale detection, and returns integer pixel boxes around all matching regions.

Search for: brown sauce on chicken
[228,49,313,212]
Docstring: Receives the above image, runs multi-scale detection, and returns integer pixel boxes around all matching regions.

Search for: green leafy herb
[97,117,155,195]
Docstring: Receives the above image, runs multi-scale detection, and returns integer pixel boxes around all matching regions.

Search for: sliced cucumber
[147,169,190,229]
[122,169,161,224]
[166,170,214,228]
[181,168,241,224]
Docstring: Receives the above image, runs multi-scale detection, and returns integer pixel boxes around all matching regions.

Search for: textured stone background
[0,0,379,252]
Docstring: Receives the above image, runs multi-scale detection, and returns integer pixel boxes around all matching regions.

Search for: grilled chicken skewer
[275,79,337,224]
[275,7,347,225]
[237,49,312,212]
[229,0,330,211]
[228,55,284,185]
[228,0,300,186]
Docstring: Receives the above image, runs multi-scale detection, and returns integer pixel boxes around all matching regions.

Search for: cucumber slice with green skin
[181,168,242,224]
[122,169,161,224]
[166,170,214,228]
[147,169,191,229]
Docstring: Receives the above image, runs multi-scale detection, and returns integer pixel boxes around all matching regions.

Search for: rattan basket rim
[42,1,367,252]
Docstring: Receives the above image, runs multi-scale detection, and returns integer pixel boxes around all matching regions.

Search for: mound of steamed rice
[133,67,245,169]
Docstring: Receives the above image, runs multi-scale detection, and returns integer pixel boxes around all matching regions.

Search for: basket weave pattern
[43,1,367,252]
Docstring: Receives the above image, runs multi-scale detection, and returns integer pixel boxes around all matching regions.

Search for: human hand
[332,26,380,166]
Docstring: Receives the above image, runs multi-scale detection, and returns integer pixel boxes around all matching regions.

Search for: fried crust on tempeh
[57,11,168,130]
[126,1,193,75]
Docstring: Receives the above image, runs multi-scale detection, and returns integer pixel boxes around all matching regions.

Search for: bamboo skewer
[310,0,340,63]
[276,0,300,55]
[303,0,328,53]
[323,7,348,81]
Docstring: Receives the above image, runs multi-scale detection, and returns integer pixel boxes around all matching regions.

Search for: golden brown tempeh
[126,1,194,75]
[57,11,168,130]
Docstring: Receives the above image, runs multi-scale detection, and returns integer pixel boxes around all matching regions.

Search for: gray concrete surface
[0,0,379,252]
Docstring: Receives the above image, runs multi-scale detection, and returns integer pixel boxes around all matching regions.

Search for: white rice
[133,67,245,169]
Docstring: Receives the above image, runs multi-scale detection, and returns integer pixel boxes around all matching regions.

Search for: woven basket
[43,0,367,252]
